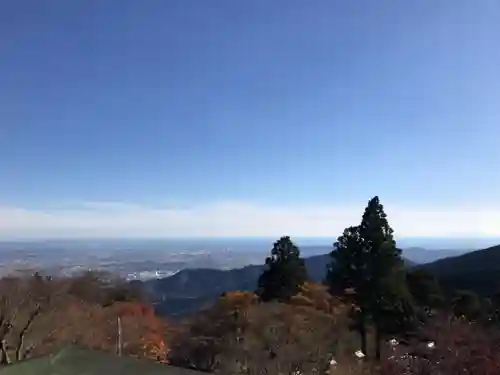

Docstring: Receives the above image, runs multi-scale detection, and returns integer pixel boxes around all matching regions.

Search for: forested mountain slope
[418,244,500,296]
[142,253,415,317]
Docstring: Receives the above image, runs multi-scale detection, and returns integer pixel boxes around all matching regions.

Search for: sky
[1,1,500,239]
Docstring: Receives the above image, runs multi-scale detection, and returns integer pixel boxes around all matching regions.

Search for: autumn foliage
[167,286,358,374]
[0,271,169,365]
[110,301,168,361]
[290,282,349,316]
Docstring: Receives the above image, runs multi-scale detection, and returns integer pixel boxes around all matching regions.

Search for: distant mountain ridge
[417,244,500,296]
[141,253,329,317]
[141,252,418,318]
[136,246,482,318]
[401,247,467,264]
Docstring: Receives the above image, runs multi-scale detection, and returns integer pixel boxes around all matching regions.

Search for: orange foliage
[0,273,169,365]
[111,301,156,317]
[290,282,348,317]
[219,291,259,310]
[169,288,357,373]
[43,299,168,362]
[106,301,168,361]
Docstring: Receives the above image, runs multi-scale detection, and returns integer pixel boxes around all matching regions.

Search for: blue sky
[1,1,499,238]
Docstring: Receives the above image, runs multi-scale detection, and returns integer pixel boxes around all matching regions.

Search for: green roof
[0,346,207,375]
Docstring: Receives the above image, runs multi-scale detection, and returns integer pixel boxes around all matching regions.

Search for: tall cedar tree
[360,196,412,359]
[257,236,308,302]
[326,225,369,355]
[327,196,413,360]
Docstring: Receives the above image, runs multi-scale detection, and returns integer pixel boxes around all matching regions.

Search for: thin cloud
[0,201,500,239]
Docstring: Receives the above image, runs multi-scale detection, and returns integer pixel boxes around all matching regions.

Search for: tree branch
[16,304,42,361]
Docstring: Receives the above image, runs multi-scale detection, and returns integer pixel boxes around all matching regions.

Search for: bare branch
[16,304,42,361]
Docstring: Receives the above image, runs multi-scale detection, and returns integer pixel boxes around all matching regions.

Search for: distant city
[1,237,499,281]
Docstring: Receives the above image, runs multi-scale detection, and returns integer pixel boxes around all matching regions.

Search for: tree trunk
[359,313,367,357]
[15,334,25,362]
[117,316,122,357]
[0,340,10,365]
[16,305,42,362]
[0,315,13,365]
[375,325,381,361]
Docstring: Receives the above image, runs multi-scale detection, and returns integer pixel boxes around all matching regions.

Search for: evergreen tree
[490,292,500,324]
[406,269,444,313]
[377,270,419,343]
[256,236,308,302]
[327,196,413,360]
[326,225,369,355]
[358,196,408,360]
[452,290,482,320]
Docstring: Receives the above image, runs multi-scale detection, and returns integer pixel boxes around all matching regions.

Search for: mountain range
[140,253,330,317]
[400,247,467,264]
[416,244,500,297]
[139,246,482,318]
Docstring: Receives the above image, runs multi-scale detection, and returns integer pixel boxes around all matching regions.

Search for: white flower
[329,358,337,366]
[427,341,435,349]
[389,338,399,346]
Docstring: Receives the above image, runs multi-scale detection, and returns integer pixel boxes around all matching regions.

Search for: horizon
[3,201,500,239]
[2,1,500,239]
[1,235,499,251]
